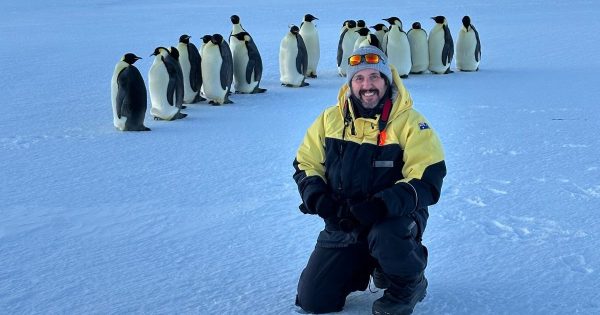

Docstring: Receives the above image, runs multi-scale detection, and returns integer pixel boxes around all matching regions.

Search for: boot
[372,267,390,289]
[372,274,427,315]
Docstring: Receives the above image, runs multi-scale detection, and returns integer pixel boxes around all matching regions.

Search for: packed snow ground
[1,0,599,314]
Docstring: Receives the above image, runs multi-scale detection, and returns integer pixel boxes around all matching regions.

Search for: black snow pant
[295,214,428,314]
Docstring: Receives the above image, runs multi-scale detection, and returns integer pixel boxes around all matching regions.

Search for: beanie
[346,46,393,85]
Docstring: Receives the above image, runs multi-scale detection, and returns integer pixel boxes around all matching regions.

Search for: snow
[1,0,599,314]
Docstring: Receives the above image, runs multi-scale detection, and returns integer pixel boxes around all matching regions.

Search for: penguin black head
[211,33,224,44]
[169,46,180,60]
[357,20,366,28]
[304,14,318,22]
[231,15,240,24]
[462,16,471,28]
[233,32,250,41]
[356,27,370,36]
[202,35,212,44]
[346,20,357,28]
[179,34,191,44]
[412,22,422,30]
[371,23,387,32]
[432,16,446,24]
[384,17,401,26]
[151,46,167,57]
[290,25,300,35]
[123,53,141,65]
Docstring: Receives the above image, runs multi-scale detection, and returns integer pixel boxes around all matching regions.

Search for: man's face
[350,68,388,109]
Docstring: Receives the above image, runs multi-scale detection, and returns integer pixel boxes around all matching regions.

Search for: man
[293,46,446,315]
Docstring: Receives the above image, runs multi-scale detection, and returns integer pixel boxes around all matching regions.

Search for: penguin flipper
[337,29,347,67]
[116,68,128,119]
[162,56,177,106]
[246,59,256,84]
[188,43,202,92]
[296,35,308,75]
[219,42,234,91]
[247,40,263,82]
[442,25,454,65]
[473,26,482,62]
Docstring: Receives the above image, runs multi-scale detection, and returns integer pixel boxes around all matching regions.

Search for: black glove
[314,194,339,219]
[350,197,387,226]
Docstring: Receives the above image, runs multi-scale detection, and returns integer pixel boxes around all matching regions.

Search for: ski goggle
[348,53,382,66]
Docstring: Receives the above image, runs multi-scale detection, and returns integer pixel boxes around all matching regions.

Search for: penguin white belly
[232,44,258,93]
[202,46,227,103]
[300,25,319,77]
[428,30,448,74]
[111,63,127,130]
[386,33,411,77]
[279,36,304,86]
[338,31,358,76]
[456,30,479,71]
[409,32,429,73]
[353,36,367,52]
[149,61,179,120]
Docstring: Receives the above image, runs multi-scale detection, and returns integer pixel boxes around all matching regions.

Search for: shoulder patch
[418,122,430,130]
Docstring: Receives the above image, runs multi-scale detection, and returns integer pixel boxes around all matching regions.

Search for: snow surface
[1,0,600,314]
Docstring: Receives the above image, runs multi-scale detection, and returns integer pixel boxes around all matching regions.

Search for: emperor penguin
[356,19,366,28]
[299,14,320,78]
[407,22,429,74]
[231,32,266,94]
[279,25,308,87]
[149,47,186,120]
[177,35,204,103]
[337,20,358,77]
[201,34,234,105]
[428,15,454,74]
[353,27,371,51]
[456,16,481,72]
[111,53,150,131]
[370,23,389,48]
[383,17,411,78]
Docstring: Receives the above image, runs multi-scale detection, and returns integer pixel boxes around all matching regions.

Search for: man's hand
[350,197,387,226]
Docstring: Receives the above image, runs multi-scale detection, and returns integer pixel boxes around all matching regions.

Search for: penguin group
[111,15,268,131]
[336,15,481,78]
[111,14,480,131]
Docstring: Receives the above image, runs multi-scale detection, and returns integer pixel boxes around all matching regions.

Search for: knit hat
[346,46,393,85]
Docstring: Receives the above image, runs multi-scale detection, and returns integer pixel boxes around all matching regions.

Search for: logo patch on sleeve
[418,122,430,130]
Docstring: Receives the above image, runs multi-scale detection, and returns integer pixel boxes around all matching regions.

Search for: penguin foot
[153,116,163,121]
[400,74,409,79]
[172,112,188,120]
[253,87,267,93]
[209,100,221,106]
[192,94,206,103]
[124,125,151,131]
[307,74,317,78]
[444,68,454,74]
[300,81,310,87]
[410,71,425,74]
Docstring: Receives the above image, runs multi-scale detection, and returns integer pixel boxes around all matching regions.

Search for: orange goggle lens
[348,53,381,66]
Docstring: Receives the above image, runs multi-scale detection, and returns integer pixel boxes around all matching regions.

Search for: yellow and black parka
[293,67,446,228]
